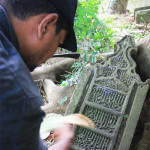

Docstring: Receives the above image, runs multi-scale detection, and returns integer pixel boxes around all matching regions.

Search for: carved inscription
[74,127,111,150]
[83,106,118,133]
[88,86,127,112]
[96,65,115,78]
[116,69,137,86]
[66,36,149,150]
[95,79,128,93]
[111,53,128,68]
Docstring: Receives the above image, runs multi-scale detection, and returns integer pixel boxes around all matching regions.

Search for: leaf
[69,114,95,127]
[124,114,128,119]
[60,81,68,87]
[90,51,98,55]
[93,56,97,63]
[88,39,93,46]
[90,55,94,64]
[59,96,68,105]
[84,47,88,52]
[84,53,88,62]
[106,20,112,24]
[101,5,105,13]
[40,113,95,139]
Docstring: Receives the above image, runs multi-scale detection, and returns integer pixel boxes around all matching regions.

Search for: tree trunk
[107,0,129,14]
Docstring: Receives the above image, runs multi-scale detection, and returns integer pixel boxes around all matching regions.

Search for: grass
[99,0,150,43]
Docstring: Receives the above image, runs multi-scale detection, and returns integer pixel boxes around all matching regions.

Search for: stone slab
[134,6,150,24]
[134,6,150,15]
[65,35,150,150]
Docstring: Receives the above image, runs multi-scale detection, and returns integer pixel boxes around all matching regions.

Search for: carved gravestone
[65,35,150,150]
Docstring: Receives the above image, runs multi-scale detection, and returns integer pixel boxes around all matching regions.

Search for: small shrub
[75,0,114,55]
[60,0,114,86]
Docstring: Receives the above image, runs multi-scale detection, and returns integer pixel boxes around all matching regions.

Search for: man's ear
[37,13,58,40]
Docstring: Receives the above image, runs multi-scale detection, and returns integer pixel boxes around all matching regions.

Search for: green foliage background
[75,0,114,53]
[60,0,114,86]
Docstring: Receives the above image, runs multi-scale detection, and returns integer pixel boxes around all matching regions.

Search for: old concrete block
[65,35,150,150]
[134,6,150,24]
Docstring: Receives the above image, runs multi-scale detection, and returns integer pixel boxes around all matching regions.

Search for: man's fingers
[53,124,74,141]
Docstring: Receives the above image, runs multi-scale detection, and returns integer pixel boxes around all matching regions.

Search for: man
[0,0,77,150]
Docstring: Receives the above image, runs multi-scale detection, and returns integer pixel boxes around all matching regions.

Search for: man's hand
[48,124,74,150]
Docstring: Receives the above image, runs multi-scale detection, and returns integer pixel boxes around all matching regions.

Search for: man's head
[1,0,77,71]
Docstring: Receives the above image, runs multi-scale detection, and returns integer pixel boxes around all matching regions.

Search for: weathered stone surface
[65,35,150,150]
[31,58,76,82]
[41,79,76,115]
[128,34,150,149]
[134,6,150,24]
[136,34,150,124]
[134,6,150,16]
[133,123,150,150]
[107,0,129,14]
[136,34,150,81]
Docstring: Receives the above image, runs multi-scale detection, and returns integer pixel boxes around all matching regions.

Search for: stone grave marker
[65,35,150,150]
[134,6,150,24]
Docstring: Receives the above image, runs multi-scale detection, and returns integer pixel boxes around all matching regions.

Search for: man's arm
[0,42,47,150]
[0,39,74,150]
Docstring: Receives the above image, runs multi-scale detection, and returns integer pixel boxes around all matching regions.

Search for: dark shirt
[0,5,47,150]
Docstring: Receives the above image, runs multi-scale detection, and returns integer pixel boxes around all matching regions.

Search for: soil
[99,11,149,44]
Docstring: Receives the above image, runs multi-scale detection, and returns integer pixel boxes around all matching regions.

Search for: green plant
[60,0,114,86]
[60,61,86,86]
[124,114,128,119]
[75,0,114,54]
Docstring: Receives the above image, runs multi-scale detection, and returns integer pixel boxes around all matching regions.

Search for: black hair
[1,0,68,34]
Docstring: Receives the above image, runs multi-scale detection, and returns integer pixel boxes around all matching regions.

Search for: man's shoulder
[0,30,27,78]
[0,32,43,104]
